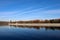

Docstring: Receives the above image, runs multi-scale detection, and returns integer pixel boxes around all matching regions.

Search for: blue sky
[0,0,60,21]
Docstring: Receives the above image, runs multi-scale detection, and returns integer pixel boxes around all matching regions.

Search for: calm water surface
[0,26,60,40]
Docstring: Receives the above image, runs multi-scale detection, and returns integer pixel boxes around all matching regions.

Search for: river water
[0,26,60,40]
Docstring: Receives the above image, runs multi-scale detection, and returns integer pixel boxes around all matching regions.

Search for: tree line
[10,19,60,23]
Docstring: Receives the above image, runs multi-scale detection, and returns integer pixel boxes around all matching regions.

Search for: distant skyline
[0,0,60,21]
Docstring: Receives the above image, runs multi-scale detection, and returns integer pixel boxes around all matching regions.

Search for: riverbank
[9,23,60,27]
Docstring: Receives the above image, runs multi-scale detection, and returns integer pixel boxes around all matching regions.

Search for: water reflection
[10,25,60,30]
[11,25,40,29]
[0,26,60,40]
[45,27,60,30]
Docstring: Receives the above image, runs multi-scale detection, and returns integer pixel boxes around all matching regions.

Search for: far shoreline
[9,23,60,27]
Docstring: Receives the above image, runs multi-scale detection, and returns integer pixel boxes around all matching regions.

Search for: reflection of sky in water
[0,26,60,40]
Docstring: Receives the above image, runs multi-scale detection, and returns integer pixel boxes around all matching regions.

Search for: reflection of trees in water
[10,25,41,29]
[45,27,60,30]
[10,25,60,30]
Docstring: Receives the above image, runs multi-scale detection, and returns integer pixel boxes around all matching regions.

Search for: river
[0,26,60,40]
